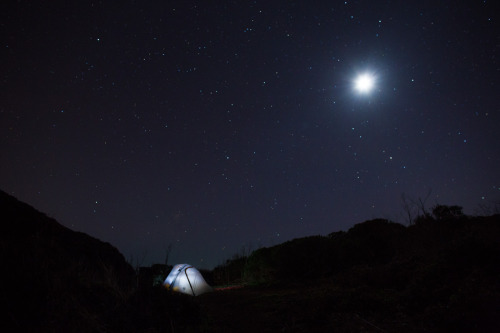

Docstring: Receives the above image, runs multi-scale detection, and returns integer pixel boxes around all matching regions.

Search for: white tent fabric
[163,264,212,296]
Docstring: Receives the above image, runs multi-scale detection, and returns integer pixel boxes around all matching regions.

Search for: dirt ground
[195,284,411,333]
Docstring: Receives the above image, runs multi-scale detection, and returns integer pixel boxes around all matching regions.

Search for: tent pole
[184,266,195,296]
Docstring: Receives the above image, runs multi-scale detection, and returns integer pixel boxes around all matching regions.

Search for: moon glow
[354,73,375,94]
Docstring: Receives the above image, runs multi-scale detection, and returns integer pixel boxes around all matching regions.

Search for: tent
[163,264,212,296]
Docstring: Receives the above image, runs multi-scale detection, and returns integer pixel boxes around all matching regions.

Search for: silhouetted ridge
[0,190,136,332]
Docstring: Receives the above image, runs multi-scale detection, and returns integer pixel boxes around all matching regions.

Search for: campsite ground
[195,282,417,333]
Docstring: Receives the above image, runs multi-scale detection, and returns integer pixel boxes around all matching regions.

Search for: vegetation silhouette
[1,189,499,332]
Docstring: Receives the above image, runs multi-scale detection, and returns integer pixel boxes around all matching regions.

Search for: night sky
[1,1,498,268]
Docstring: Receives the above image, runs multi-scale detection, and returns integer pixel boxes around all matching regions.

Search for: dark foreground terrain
[198,284,417,332]
[113,275,498,333]
[1,190,499,332]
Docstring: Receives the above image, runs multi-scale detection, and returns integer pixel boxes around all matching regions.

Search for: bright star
[354,73,375,93]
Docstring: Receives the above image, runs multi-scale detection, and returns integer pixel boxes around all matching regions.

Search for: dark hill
[2,190,500,332]
[0,190,136,332]
[237,215,500,331]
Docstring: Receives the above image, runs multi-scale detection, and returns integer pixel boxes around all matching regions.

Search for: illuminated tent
[163,264,212,296]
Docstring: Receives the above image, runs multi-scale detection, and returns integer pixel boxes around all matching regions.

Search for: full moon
[354,73,375,93]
